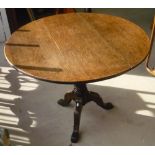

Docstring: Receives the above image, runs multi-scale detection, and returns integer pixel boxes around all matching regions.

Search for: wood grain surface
[4,13,150,83]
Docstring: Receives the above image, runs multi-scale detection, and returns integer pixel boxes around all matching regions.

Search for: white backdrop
[0,8,10,43]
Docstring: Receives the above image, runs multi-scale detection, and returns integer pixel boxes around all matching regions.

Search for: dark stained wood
[57,83,113,143]
[4,13,150,84]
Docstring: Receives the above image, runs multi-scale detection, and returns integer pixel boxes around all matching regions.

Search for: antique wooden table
[4,13,150,143]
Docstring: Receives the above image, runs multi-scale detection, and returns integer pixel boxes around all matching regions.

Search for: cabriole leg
[71,100,83,143]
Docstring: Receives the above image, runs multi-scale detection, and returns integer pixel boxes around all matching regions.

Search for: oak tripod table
[4,13,150,143]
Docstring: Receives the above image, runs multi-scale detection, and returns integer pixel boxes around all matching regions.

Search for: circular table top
[4,13,150,84]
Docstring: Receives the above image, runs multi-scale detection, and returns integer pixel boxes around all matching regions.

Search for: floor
[0,8,155,146]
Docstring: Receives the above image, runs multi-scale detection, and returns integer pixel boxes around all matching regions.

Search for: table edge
[3,44,149,84]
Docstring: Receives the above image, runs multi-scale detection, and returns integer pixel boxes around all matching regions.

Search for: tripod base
[58,83,114,143]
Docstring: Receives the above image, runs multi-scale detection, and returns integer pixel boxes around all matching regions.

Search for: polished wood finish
[4,13,150,143]
[146,16,155,76]
[58,83,113,143]
[4,13,150,84]
[6,9,76,33]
